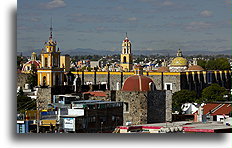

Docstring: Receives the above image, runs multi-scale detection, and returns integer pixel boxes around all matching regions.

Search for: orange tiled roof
[203,103,232,115]
[83,91,107,97]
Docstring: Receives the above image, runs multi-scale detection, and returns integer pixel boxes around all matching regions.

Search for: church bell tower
[37,19,64,87]
[120,33,133,71]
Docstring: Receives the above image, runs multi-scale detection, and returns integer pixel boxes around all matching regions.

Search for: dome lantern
[177,49,183,57]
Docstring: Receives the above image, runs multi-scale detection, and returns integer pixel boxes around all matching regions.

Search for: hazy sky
[17,0,231,54]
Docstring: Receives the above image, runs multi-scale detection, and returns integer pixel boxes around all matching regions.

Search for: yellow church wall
[96,72,108,75]
[60,55,70,71]
[46,45,56,52]
[37,72,49,86]
[123,72,134,75]
[109,72,121,75]
[120,54,132,63]
[37,69,64,86]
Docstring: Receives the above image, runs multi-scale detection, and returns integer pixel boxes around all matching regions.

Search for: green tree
[172,90,197,113]
[205,58,230,70]
[17,56,27,70]
[197,59,207,69]
[81,66,87,71]
[201,83,228,102]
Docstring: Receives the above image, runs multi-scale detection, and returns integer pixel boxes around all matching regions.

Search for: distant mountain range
[19,48,231,56]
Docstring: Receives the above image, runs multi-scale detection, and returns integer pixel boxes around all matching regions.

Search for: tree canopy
[201,83,228,102]
[197,59,207,69]
[172,89,197,113]
[198,57,230,70]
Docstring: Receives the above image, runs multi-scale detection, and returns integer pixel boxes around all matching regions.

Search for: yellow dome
[171,57,188,66]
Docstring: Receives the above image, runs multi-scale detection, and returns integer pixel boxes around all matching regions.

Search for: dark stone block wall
[147,90,172,123]
[116,90,172,125]
[116,91,147,125]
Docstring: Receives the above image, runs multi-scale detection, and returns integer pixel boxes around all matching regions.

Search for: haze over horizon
[17,0,231,55]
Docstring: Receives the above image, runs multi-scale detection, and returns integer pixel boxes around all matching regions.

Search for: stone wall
[79,72,182,93]
[165,90,172,122]
[37,87,52,110]
[147,90,172,123]
[116,91,147,125]
[116,90,172,125]
[75,70,231,95]
[17,73,28,88]
[36,85,78,110]
[147,90,171,123]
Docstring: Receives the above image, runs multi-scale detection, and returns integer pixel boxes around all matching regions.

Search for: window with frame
[164,83,172,90]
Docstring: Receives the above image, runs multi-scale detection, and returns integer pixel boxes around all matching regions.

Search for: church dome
[188,65,204,71]
[157,66,170,72]
[22,60,41,72]
[122,75,154,91]
[171,57,188,67]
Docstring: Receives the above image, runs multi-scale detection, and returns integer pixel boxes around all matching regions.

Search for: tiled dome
[22,60,41,71]
[188,65,204,71]
[122,75,154,91]
[171,57,188,67]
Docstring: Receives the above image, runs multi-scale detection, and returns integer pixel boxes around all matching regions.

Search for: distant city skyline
[17,0,231,55]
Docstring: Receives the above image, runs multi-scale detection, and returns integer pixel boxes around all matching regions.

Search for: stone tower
[120,33,133,71]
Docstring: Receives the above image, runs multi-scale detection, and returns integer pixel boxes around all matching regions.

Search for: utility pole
[101,121,103,133]
[36,99,40,133]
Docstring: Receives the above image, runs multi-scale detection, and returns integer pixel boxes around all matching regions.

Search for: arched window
[43,76,46,86]
[123,56,126,63]
[149,82,156,91]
